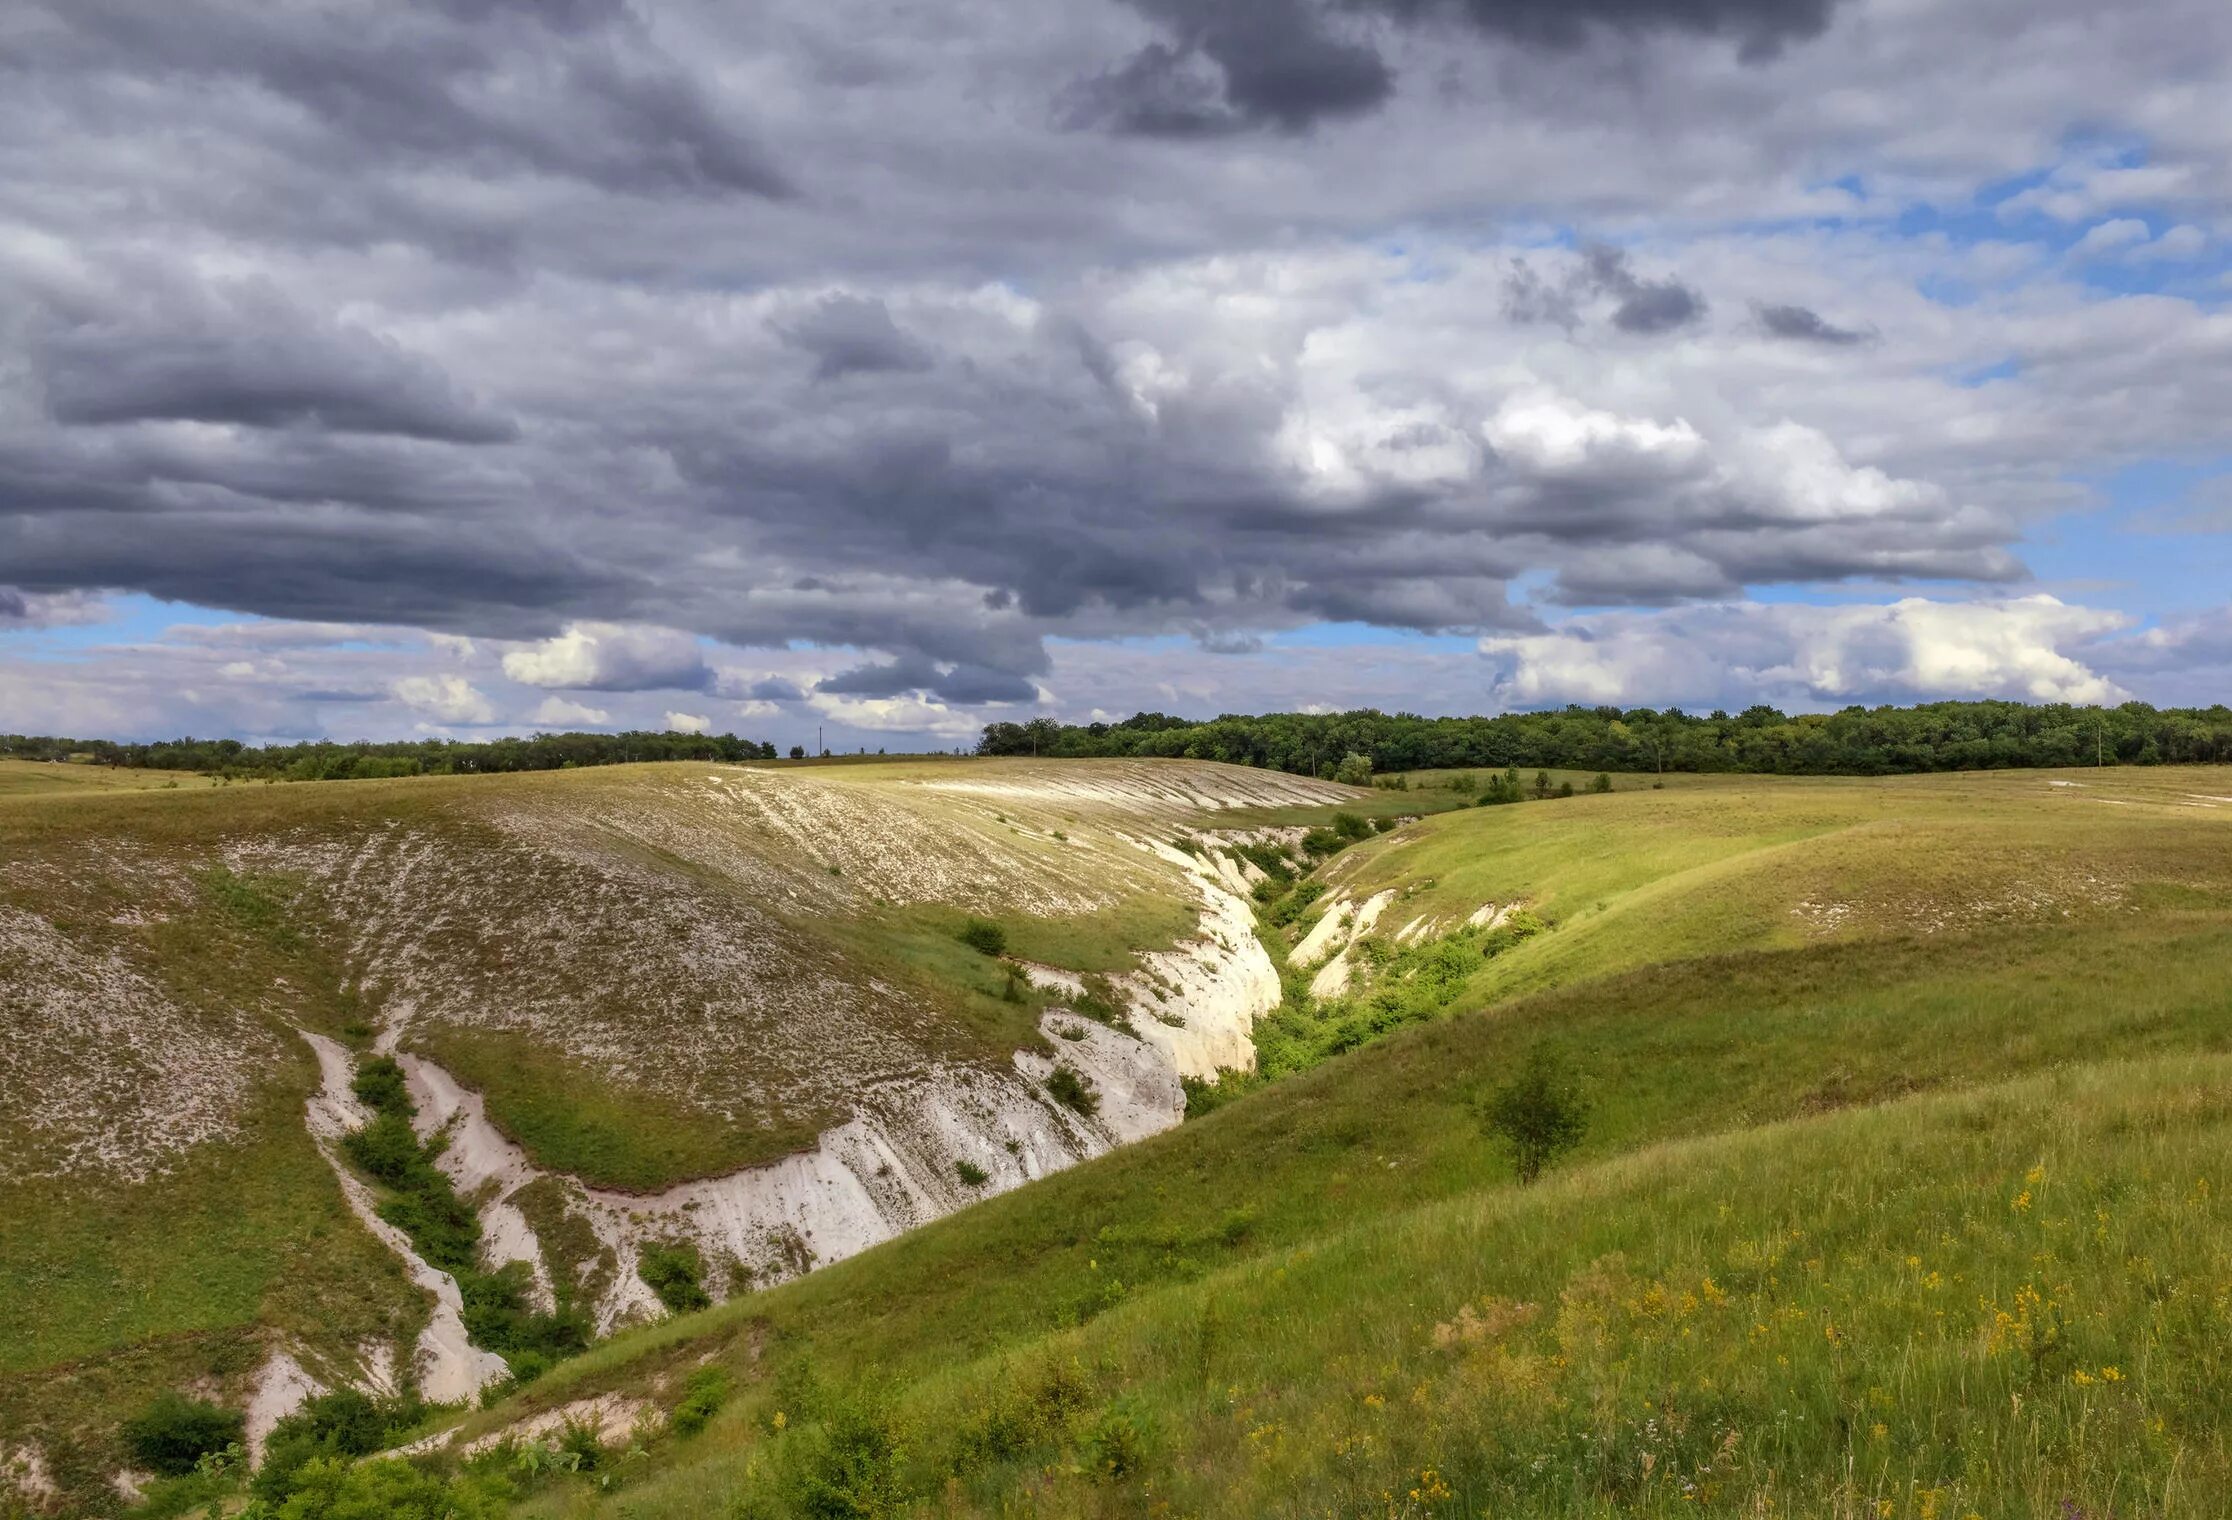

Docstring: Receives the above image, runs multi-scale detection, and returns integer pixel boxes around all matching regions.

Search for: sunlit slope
[1306,766,2232,1011]
[454,766,2232,1518]
[0,757,1346,1504]
[524,1059,2232,1518]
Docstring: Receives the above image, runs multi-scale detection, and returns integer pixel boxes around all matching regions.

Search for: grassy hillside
[0,758,1347,1509]
[386,765,2232,1519]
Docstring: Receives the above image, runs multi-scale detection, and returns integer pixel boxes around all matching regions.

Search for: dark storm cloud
[1584,246,1709,334]
[1372,0,1840,60]
[1085,0,1843,134]
[776,297,936,381]
[1076,0,1392,135]
[816,657,1037,704]
[1756,302,1870,345]
[1503,246,1708,335]
[38,296,518,444]
[16,0,789,200]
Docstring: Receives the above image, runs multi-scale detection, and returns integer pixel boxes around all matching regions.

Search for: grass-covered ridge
[376,764,2232,1518]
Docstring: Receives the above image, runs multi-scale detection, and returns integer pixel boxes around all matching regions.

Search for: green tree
[1479,1046,1589,1184]
[1332,751,1373,786]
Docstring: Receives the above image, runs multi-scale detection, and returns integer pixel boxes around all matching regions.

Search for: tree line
[0,729,778,781]
[977,700,2232,776]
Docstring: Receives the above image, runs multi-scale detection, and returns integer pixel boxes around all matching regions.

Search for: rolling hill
[6,759,2232,1517]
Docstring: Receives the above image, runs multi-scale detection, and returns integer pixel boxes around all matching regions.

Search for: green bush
[349,1056,410,1118]
[779,1389,914,1520]
[1592,771,1613,793]
[256,1456,510,1519]
[670,1367,731,1439]
[957,918,1007,956]
[1085,1402,1150,1482]
[1479,1044,1590,1184]
[461,1262,593,1357]
[1045,1066,1099,1117]
[955,1158,990,1187]
[949,1359,1092,1474]
[1266,879,1325,927]
[1299,826,1346,857]
[1332,752,1373,786]
[638,1241,712,1314]
[1331,810,1371,840]
[255,1389,428,1502]
[123,1393,245,1477]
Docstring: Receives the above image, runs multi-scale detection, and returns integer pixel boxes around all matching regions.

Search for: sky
[2,0,2230,751]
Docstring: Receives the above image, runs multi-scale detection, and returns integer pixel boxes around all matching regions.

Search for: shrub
[1045,1066,1099,1117]
[1299,827,1345,857]
[950,1359,1092,1474]
[461,1262,593,1357]
[262,1457,508,1519]
[957,917,1007,957]
[670,1367,731,1439]
[123,1393,245,1477]
[1331,810,1370,840]
[638,1241,713,1315]
[1533,770,1553,799]
[341,1110,424,1188]
[955,1158,990,1187]
[1480,1045,1590,1184]
[1592,771,1613,794]
[256,1389,428,1501]
[1332,752,1373,786]
[1557,780,1575,798]
[555,1418,607,1473]
[1371,816,1396,833]
[1266,879,1325,927]
[780,1389,914,1520]
[1085,1403,1150,1482]
[350,1055,410,1118]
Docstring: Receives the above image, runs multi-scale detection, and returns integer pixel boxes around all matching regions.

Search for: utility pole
[817,724,823,758]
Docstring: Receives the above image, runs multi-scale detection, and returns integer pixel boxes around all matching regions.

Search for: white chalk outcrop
[1297,888,1397,1000]
[300,1032,513,1406]
[303,820,1289,1444]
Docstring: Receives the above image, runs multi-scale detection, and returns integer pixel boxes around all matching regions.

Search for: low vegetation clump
[123,1392,245,1477]
[1045,1065,1099,1117]
[669,1368,731,1438]
[254,1389,431,1505]
[341,1055,590,1374]
[637,1241,713,1316]
[955,1158,990,1187]
[956,917,1008,957]
[1188,912,1548,1113]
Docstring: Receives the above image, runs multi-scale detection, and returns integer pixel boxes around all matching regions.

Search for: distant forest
[0,729,778,781]
[977,700,2232,776]
[12,698,2232,785]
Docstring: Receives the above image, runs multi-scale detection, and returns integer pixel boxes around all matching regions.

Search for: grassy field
[385,764,2232,1519]
[0,757,221,796]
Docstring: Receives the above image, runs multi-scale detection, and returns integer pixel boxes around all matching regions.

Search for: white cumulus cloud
[502,623,710,692]
[1480,596,2130,710]
[531,695,610,727]
[392,674,495,724]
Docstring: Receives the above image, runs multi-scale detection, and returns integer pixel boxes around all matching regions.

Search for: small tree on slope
[1480,1045,1589,1185]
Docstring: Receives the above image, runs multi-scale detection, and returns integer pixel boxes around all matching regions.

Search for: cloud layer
[2,0,2230,742]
